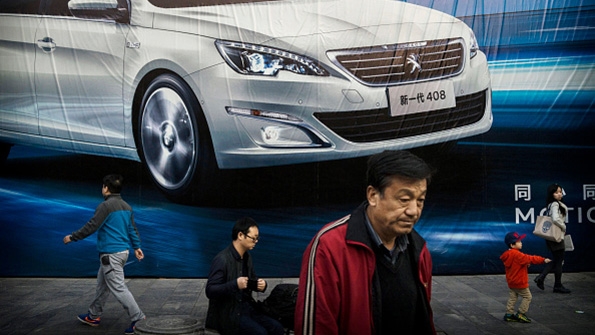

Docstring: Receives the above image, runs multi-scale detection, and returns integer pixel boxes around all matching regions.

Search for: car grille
[313,90,487,143]
[328,38,464,86]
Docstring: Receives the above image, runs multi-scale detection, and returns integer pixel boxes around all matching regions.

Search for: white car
[0,0,492,201]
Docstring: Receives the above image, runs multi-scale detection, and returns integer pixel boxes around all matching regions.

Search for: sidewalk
[1,273,593,334]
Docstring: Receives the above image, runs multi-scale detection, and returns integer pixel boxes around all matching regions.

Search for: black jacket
[205,244,260,335]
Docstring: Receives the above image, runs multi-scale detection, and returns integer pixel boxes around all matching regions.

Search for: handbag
[533,214,564,242]
[564,234,574,251]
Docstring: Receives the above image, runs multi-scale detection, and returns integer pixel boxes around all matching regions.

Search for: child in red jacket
[500,232,551,323]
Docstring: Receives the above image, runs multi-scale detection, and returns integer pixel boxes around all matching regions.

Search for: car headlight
[469,28,479,59]
[216,40,329,76]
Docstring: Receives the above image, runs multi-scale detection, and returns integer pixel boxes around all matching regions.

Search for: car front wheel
[138,74,215,203]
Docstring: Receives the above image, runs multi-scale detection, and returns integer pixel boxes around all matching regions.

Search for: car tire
[137,73,217,203]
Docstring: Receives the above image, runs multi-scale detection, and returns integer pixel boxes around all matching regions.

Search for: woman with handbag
[534,183,571,293]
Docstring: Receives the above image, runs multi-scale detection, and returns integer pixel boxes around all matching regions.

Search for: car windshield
[149,0,279,8]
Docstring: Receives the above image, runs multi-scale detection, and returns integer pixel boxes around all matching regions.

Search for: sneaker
[553,285,571,294]
[515,312,531,323]
[534,276,544,290]
[124,317,144,335]
[77,313,100,327]
[503,313,518,322]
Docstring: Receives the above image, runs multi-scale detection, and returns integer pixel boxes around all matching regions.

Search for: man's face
[241,226,259,251]
[366,176,427,240]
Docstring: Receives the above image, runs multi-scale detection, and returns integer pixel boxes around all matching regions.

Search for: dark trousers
[539,248,565,286]
[239,303,285,335]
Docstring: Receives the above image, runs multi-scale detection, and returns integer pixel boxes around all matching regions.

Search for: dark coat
[205,244,258,335]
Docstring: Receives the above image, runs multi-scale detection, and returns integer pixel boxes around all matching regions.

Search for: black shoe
[553,285,571,294]
[534,276,544,290]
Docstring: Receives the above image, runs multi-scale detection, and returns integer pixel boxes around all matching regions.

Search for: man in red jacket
[500,232,551,323]
[295,150,436,335]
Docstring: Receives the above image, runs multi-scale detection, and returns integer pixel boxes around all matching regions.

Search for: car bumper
[190,51,492,169]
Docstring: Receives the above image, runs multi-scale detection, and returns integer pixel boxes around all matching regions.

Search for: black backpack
[260,283,299,331]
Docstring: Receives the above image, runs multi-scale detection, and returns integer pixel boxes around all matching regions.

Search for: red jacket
[500,248,546,289]
[294,203,435,335]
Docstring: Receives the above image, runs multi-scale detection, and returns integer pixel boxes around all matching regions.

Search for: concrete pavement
[1,272,593,334]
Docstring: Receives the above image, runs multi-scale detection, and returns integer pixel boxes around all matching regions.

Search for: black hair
[366,150,435,195]
[232,217,259,241]
[103,174,124,194]
[545,183,566,216]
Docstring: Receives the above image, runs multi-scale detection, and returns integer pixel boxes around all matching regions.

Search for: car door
[0,1,42,134]
[34,0,127,146]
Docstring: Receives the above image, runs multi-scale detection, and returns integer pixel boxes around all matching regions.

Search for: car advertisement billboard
[0,0,593,277]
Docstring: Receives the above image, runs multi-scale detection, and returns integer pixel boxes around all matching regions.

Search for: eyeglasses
[245,234,259,242]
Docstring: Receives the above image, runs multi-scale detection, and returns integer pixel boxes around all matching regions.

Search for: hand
[237,276,249,290]
[63,235,72,244]
[545,258,552,263]
[257,278,266,292]
[135,248,144,261]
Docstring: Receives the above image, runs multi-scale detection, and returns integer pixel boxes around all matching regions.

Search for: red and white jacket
[295,202,435,335]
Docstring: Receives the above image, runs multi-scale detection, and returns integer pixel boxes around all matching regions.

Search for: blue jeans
[88,250,144,322]
[238,303,285,335]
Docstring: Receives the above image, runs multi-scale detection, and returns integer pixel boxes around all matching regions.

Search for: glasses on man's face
[245,234,259,242]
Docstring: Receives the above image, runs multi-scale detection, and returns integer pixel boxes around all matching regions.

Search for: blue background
[1,0,594,278]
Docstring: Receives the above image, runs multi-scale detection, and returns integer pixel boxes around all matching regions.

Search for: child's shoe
[77,313,100,326]
[515,312,531,323]
[503,313,518,322]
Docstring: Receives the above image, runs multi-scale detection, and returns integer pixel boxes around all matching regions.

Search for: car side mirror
[68,0,130,24]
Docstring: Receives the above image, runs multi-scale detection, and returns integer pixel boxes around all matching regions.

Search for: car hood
[135,0,469,55]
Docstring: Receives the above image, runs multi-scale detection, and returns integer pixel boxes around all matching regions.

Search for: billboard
[0,0,593,277]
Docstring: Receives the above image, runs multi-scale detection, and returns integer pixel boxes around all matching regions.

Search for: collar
[103,193,121,200]
[345,201,425,263]
[228,243,248,261]
[364,208,409,260]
